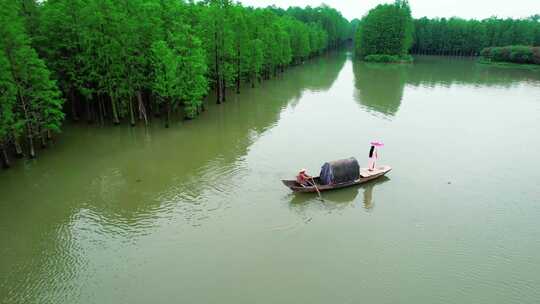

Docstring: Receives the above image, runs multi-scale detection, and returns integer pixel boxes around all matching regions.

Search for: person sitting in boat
[296,169,313,186]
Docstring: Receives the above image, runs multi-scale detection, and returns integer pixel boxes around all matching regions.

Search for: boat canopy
[319,157,360,185]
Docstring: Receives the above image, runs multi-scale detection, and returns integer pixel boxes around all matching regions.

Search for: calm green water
[1,52,540,304]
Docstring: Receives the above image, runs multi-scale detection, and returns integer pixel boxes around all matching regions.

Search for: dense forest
[354,0,414,62]
[412,16,540,55]
[0,0,350,168]
[354,1,540,61]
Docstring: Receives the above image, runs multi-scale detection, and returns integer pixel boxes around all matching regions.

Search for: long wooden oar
[310,177,323,201]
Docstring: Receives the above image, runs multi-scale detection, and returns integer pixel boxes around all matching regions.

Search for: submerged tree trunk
[215,28,222,104]
[27,134,35,159]
[14,137,23,158]
[137,91,148,126]
[1,143,10,168]
[222,78,226,102]
[86,100,92,124]
[128,96,135,126]
[111,94,120,125]
[216,74,222,104]
[154,101,160,117]
[165,102,171,128]
[19,94,35,158]
[97,95,104,125]
[70,88,79,121]
[236,49,241,94]
[40,130,47,148]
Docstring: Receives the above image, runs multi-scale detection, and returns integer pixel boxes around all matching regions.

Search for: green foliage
[355,0,413,59]
[412,16,540,55]
[0,49,16,144]
[481,46,540,65]
[348,19,360,40]
[151,40,179,104]
[0,0,64,158]
[285,4,349,49]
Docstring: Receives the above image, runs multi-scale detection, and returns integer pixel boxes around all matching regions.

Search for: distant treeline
[0,0,349,167]
[353,3,540,60]
[412,16,540,56]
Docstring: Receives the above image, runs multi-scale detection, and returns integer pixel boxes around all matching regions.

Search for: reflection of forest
[0,51,348,294]
[353,55,540,118]
[407,56,540,87]
[353,62,407,116]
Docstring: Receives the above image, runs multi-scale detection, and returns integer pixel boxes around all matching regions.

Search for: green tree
[150,40,179,128]
[200,0,234,104]
[355,0,413,60]
[0,0,64,158]
[0,49,17,167]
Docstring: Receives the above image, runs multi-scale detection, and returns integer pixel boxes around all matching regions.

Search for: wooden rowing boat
[282,165,392,193]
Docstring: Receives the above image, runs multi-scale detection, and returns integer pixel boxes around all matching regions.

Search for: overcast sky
[239,0,540,21]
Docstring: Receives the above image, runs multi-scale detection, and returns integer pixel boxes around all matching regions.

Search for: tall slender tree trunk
[1,143,10,168]
[47,130,52,141]
[14,137,23,158]
[111,94,120,125]
[97,94,104,125]
[39,129,47,148]
[220,23,226,103]
[154,101,160,117]
[27,134,36,159]
[215,29,221,104]
[137,91,148,126]
[40,134,47,148]
[222,78,226,102]
[216,76,222,104]
[128,96,135,126]
[86,100,92,123]
[19,94,35,158]
[165,102,171,128]
[236,49,241,94]
[70,88,79,121]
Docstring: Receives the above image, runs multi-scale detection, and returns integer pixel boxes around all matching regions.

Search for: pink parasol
[370,141,384,147]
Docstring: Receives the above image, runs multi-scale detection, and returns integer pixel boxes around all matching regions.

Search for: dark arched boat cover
[319,157,360,185]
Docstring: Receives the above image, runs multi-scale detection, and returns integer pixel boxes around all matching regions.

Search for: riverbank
[363,54,414,63]
[477,58,540,69]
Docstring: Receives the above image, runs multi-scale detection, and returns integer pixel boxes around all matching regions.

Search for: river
[1,51,540,304]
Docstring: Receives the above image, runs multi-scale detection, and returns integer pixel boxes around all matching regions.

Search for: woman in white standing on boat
[368,141,383,171]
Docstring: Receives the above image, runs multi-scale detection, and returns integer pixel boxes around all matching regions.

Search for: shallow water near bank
[1,52,540,304]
